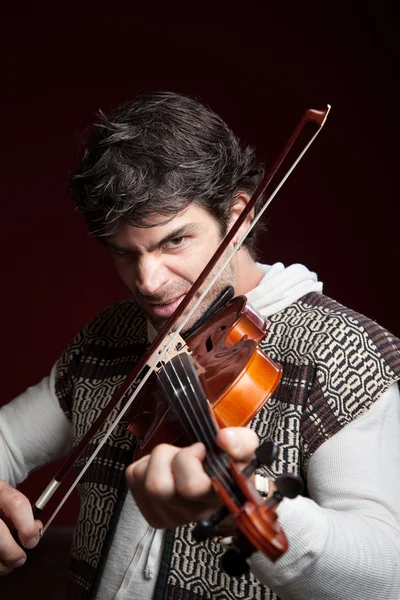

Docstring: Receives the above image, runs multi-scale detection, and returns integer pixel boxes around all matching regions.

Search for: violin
[30,104,331,575]
[127,293,297,574]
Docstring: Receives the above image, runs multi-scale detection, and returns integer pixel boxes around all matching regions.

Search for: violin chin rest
[183,286,234,339]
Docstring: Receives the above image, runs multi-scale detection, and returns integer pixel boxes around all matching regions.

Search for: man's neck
[235,249,264,295]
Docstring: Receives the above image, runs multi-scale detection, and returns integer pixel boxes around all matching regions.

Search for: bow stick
[32,104,331,533]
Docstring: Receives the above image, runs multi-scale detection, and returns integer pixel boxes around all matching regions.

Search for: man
[0,91,399,600]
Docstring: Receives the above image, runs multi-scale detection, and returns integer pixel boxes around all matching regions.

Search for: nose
[134,254,169,296]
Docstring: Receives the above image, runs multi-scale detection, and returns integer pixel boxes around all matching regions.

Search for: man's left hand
[126,427,259,529]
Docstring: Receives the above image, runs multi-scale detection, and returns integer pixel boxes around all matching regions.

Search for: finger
[0,483,41,549]
[0,518,27,572]
[125,454,150,494]
[126,443,211,528]
[0,561,14,576]
[128,444,181,500]
[172,443,213,500]
[216,427,259,462]
[127,445,184,528]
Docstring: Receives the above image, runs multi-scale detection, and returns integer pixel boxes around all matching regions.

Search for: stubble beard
[149,258,236,334]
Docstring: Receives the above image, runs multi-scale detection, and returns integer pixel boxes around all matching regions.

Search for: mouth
[140,294,186,320]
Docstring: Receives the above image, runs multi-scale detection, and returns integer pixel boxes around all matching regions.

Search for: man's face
[106,204,236,332]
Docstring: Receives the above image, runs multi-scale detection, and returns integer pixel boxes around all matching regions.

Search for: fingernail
[223,429,240,454]
[15,556,26,568]
[24,536,39,549]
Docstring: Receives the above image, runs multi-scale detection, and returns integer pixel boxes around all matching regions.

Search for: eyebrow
[105,223,199,254]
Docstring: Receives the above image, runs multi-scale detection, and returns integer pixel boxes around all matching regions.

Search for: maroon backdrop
[1,3,398,525]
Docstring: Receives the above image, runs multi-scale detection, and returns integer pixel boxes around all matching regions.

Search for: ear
[229,192,254,245]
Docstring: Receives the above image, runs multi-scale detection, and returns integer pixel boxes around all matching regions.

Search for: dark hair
[68,91,265,254]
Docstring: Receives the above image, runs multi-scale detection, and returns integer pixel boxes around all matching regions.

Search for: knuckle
[5,549,25,566]
[152,443,175,458]
[176,479,196,499]
[0,563,13,576]
[1,485,28,511]
[144,474,169,499]
[177,476,209,499]
[8,493,27,512]
[0,520,27,568]
[0,545,26,569]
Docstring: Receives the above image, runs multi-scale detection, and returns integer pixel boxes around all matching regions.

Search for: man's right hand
[0,481,42,575]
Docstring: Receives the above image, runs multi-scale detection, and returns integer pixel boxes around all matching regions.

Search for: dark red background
[1,3,398,524]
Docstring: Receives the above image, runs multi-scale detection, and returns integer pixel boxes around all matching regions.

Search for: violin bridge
[147,332,189,371]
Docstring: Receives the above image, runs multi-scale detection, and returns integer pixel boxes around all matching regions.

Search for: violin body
[127,296,282,459]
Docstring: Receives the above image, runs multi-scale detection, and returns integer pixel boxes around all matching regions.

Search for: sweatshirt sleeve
[0,363,73,487]
[249,382,400,600]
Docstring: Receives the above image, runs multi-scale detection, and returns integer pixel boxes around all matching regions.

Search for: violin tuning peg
[192,520,219,542]
[255,440,278,467]
[192,505,230,542]
[221,547,251,577]
[242,440,278,478]
[275,473,304,499]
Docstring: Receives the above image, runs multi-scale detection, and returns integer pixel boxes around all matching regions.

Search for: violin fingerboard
[156,353,218,448]
[156,354,236,490]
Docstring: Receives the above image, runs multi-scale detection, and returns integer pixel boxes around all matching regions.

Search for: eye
[108,246,129,257]
[165,236,185,248]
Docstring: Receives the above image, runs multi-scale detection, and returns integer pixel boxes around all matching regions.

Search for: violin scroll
[193,440,303,576]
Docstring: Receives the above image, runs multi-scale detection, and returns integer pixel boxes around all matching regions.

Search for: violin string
[173,353,235,490]
[176,360,238,500]
[154,355,215,456]
[155,352,239,502]
[155,361,238,505]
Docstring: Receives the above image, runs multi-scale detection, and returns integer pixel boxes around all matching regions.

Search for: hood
[246,262,323,318]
